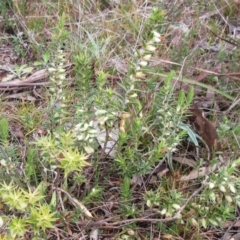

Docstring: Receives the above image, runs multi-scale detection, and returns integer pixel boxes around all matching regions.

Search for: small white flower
[78,123,89,132]
[139,61,148,67]
[160,208,167,215]
[130,84,135,90]
[153,37,161,43]
[201,218,207,228]
[75,123,82,129]
[95,109,107,115]
[76,134,84,141]
[146,200,152,207]
[225,195,233,203]
[119,126,125,133]
[142,54,152,60]
[0,217,4,228]
[209,182,215,189]
[232,162,236,168]
[129,75,135,80]
[219,185,226,192]
[129,93,137,98]
[146,40,154,46]
[176,106,181,112]
[135,72,146,79]
[136,66,141,71]
[228,183,236,193]
[88,129,97,134]
[59,75,65,80]
[146,45,156,52]
[0,159,7,166]
[190,218,198,227]
[50,165,57,170]
[77,109,85,113]
[58,68,65,73]
[172,204,181,210]
[48,67,56,72]
[84,145,94,154]
[172,142,178,147]
[209,192,216,201]
[57,55,65,60]
[136,48,145,56]
[152,31,161,38]
[127,229,135,236]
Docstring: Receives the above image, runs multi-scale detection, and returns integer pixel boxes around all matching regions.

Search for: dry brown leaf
[189,107,221,151]
[0,69,48,87]
[184,209,196,218]
[172,157,197,168]
[106,57,127,74]
[180,162,222,181]
[3,92,36,101]
[222,220,240,228]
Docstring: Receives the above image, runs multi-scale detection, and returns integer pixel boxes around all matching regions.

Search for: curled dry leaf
[180,161,222,181]
[172,157,197,168]
[189,107,221,151]
[3,92,36,101]
[222,220,240,228]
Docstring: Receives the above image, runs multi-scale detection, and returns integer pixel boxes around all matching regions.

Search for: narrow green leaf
[177,89,185,107]
[186,86,194,106]
[146,71,234,100]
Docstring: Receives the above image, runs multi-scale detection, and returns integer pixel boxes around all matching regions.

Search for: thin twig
[221,216,240,240]
[224,95,240,114]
